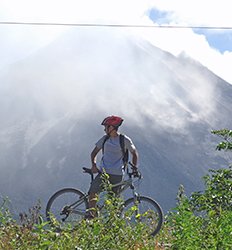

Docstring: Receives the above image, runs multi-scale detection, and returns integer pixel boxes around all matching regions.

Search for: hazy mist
[0,27,231,213]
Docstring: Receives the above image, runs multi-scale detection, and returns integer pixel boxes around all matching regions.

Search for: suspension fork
[130,183,140,203]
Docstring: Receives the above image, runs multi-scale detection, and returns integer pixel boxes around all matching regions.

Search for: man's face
[104,125,114,134]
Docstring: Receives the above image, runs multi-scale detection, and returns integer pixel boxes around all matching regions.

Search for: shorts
[88,173,123,194]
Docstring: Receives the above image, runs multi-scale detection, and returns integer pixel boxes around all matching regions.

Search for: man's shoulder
[120,133,131,140]
[96,135,109,148]
[97,135,108,141]
[120,134,134,144]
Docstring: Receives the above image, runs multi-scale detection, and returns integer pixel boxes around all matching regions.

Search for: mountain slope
[0,28,231,212]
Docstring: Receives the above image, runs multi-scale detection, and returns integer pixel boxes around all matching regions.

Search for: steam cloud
[0,27,225,212]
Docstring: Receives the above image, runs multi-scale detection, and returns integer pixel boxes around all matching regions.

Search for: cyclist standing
[87,115,139,217]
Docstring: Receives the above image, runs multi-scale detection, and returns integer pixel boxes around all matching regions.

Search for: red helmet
[101,116,123,127]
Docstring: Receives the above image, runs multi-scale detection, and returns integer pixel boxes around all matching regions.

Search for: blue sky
[1,0,232,83]
[149,7,232,54]
[194,29,232,53]
[148,8,170,25]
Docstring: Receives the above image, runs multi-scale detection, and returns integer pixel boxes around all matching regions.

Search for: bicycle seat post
[82,167,94,183]
[91,172,93,183]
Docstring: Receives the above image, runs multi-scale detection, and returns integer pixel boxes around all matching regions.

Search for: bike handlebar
[82,162,142,180]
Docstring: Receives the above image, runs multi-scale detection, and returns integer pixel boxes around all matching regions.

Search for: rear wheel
[122,196,163,236]
[46,188,88,229]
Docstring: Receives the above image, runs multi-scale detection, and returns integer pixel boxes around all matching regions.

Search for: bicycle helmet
[101,115,123,127]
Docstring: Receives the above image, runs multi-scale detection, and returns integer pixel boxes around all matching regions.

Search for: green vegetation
[0,195,160,249]
[162,166,232,249]
[211,129,232,151]
[158,129,232,249]
[1,129,232,249]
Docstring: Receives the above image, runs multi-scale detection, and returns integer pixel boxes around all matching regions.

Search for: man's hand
[132,168,140,178]
[129,162,140,178]
[91,163,99,174]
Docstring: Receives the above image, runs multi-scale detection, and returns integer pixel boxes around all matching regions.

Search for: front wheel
[122,196,163,236]
[46,188,88,229]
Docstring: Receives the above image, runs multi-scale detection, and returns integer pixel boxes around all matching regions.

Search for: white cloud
[137,25,232,83]
[0,0,232,83]
[0,0,148,23]
[142,0,232,83]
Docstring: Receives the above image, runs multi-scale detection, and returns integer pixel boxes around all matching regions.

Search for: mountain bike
[46,163,164,236]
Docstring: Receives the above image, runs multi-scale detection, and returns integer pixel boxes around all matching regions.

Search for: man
[87,115,139,217]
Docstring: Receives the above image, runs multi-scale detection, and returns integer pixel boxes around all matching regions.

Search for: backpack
[102,134,129,166]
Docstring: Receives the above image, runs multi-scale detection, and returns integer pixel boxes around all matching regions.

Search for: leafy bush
[1,167,231,249]
[164,126,232,249]
[191,167,232,213]
[211,129,232,151]
[167,166,232,250]
[0,180,159,249]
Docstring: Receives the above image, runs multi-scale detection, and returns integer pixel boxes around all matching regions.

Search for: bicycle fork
[130,183,141,204]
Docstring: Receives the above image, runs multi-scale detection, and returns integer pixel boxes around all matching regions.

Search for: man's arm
[90,146,101,173]
[131,148,138,169]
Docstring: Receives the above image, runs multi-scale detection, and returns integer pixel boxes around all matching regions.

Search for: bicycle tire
[46,188,88,229]
[122,196,163,236]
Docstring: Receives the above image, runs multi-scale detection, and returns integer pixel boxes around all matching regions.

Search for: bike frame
[66,171,139,216]
[47,164,163,237]
[112,174,138,198]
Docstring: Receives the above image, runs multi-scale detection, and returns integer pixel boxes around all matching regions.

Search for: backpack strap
[119,134,129,167]
[102,135,110,154]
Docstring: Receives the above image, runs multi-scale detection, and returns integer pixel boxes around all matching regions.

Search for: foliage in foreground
[0,179,160,250]
[0,201,160,250]
[1,129,232,249]
[1,166,231,249]
[158,129,232,249]
[164,166,232,250]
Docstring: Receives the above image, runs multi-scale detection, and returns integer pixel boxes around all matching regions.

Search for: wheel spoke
[122,196,163,236]
[46,188,87,229]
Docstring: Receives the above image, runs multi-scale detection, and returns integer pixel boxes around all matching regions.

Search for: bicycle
[46,163,164,236]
